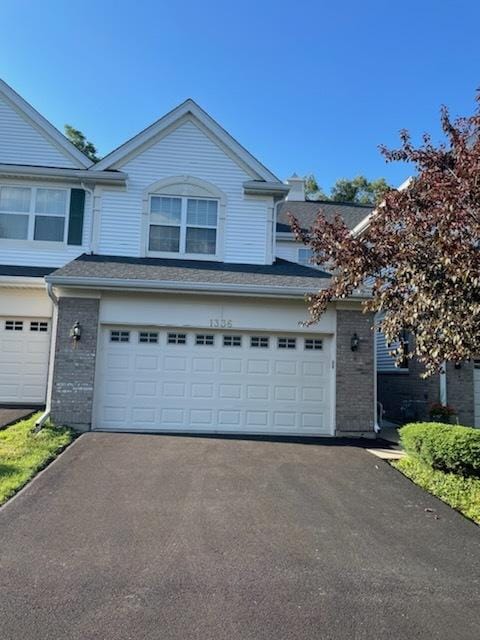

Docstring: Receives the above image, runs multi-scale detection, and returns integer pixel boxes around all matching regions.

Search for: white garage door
[0,317,51,404]
[93,327,333,435]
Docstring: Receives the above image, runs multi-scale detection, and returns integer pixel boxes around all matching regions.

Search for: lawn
[0,413,73,506]
[392,456,480,525]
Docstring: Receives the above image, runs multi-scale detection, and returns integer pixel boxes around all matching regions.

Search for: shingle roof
[47,254,331,291]
[0,265,56,277]
[277,200,373,233]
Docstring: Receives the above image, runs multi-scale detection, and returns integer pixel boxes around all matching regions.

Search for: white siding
[98,119,273,264]
[276,240,300,262]
[0,94,78,168]
[0,189,92,268]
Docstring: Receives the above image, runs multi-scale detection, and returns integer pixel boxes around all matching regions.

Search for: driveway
[1,434,479,640]
[0,406,35,429]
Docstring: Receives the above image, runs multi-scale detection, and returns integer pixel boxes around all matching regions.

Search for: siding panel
[0,94,78,168]
[98,120,272,264]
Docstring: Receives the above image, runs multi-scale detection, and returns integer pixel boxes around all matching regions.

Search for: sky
[1,0,479,191]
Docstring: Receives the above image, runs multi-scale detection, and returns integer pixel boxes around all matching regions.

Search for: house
[351,206,480,428]
[0,79,376,437]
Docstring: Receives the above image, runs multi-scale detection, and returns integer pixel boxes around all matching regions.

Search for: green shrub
[399,422,480,477]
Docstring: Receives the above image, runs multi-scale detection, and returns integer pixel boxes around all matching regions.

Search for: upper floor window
[298,248,314,266]
[0,186,68,242]
[148,195,218,256]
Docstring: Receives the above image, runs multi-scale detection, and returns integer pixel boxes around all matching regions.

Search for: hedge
[399,422,480,477]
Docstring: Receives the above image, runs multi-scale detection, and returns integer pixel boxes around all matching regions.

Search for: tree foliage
[304,174,390,204]
[64,124,99,162]
[291,95,480,376]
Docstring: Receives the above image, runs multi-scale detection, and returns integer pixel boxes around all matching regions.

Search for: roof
[46,254,332,296]
[0,265,56,278]
[93,99,281,184]
[277,200,373,233]
[0,79,93,169]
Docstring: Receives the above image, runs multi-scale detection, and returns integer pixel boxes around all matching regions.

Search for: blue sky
[1,0,479,190]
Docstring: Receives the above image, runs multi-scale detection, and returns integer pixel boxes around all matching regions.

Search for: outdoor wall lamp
[351,333,359,352]
[70,321,82,342]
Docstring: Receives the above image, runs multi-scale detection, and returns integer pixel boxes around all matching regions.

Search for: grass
[392,456,480,525]
[0,413,73,506]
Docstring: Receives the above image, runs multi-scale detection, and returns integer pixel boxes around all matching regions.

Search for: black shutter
[67,189,86,245]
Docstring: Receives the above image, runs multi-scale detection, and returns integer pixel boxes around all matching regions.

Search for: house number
[209,319,233,328]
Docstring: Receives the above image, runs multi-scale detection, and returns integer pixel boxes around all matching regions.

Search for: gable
[0,82,91,169]
[115,118,254,183]
[94,99,280,183]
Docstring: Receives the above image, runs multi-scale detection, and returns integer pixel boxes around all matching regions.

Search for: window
[278,337,296,349]
[110,330,130,343]
[196,334,214,346]
[298,248,314,266]
[223,335,242,347]
[0,186,68,242]
[167,332,187,345]
[30,321,48,332]
[5,320,23,331]
[305,338,323,350]
[148,196,218,256]
[139,332,158,343]
[250,336,269,348]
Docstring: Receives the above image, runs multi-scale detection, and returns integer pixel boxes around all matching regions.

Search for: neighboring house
[351,206,479,428]
[0,79,375,437]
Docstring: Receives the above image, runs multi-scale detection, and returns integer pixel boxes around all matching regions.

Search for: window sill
[0,238,82,251]
[378,369,410,375]
[146,250,221,262]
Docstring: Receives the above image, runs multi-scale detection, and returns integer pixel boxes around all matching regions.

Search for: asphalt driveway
[1,434,479,640]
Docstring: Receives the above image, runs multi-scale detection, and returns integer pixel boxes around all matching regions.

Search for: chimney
[285,173,305,201]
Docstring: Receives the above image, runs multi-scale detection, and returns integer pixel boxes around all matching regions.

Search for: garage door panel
[94,327,333,435]
[0,317,50,404]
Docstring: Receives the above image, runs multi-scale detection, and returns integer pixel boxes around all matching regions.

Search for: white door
[474,360,480,428]
[0,317,51,404]
[93,326,334,435]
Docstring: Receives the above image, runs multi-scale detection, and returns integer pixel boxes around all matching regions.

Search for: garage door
[93,327,333,435]
[0,317,51,404]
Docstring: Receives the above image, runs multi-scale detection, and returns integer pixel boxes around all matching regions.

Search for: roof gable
[0,79,92,169]
[93,99,280,182]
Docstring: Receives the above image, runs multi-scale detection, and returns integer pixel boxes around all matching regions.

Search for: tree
[290,95,480,376]
[64,124,99,162]
[330,175,390,204]
[304,174,329,200]
[304,174,391,204]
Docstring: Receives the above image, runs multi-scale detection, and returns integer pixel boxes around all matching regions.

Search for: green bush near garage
[399,422,480,477]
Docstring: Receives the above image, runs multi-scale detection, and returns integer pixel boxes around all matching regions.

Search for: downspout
[439,362,448,406]
[34,283,59,430]
[373,321,380,432]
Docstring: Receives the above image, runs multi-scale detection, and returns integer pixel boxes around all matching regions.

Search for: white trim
[0,276,46,288]
[0,79,92,169]
[0,164,126,185]
[93,99,280,183]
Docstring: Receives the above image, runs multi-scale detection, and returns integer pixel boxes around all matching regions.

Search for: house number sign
[209,319,233,328]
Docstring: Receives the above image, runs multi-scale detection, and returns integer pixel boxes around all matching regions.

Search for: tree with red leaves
[290,95,480,377]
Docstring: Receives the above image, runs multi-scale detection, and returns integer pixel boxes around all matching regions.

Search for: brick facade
[336,308,375,436]
[378,360,475,426]
[50,297,99,431]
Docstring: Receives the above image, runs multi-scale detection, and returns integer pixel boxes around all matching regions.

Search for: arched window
[143,176,226,259]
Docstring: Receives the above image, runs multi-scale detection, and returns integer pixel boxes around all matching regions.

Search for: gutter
[243,180,290,196]
[35,282,58,430]
[0,164,127,186]
[45,273,371,301]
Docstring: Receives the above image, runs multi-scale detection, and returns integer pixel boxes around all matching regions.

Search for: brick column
[336,308,375,436]
[50,297,99,431]
[446,362,475,427]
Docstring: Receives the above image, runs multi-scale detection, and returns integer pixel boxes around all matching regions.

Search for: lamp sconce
[70,321,82,342]
[350,332,359,352]
[454,362,462,370]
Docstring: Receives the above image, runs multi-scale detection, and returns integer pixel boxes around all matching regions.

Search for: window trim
[0,184,71,244]
[143,176,226,261]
